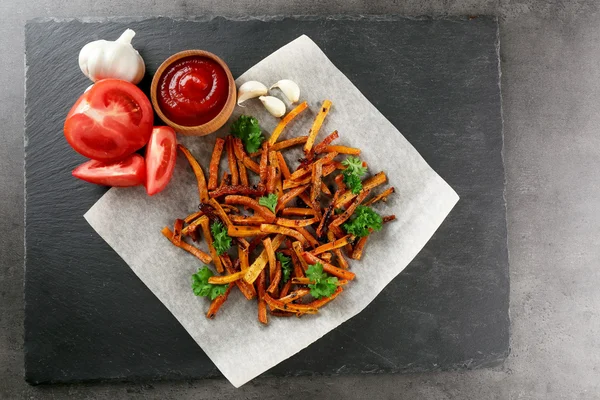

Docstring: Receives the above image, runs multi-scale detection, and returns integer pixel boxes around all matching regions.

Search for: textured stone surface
[24,16,506,385]
[3,1,600,399]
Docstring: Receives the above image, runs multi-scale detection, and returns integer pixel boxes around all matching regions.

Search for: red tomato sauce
[157,56,229,126]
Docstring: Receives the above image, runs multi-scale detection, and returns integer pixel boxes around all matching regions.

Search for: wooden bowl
[150,50,236,136]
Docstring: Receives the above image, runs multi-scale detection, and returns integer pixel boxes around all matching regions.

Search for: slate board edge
[23,16,508,385]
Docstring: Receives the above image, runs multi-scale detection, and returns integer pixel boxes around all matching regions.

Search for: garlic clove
[237,81,268,105]
[259,96,286,118]
[270,79,300,103]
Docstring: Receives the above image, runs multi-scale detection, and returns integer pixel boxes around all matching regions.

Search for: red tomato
[64,79,154,162]
[72,154,146,187]
[145,126,177,195]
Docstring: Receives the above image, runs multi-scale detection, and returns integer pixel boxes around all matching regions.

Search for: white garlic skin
[259,96,286,118]
[237,81,268,105]
[79,29,145,84]
[270,79,300,103]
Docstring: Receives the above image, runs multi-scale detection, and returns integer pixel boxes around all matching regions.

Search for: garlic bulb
[79,29,145,84]
[237,81,268,105]
[259,96,286,117]
[270,80,300,103]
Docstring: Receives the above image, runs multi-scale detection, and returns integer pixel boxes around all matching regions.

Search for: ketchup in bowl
[157,56,229,127]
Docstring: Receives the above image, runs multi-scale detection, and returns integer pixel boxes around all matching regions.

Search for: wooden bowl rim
[150,49,236,136]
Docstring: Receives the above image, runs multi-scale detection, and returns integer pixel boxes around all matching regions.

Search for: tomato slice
[145,126,177,195]
[72,154,146,187]
[64,79,154,162]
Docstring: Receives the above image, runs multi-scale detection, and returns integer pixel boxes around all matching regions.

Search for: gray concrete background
[2,0,599,399]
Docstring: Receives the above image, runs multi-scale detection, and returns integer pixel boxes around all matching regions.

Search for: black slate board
[24,16,508,384]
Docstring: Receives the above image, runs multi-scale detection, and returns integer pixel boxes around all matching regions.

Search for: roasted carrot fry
[330,189,371,227]
[206,283,234,319]
[295,227,320,248]
[243,157,260,174]
[208,198,233,227]
[231,137,246,160]
[288,240,306,278]
[243,234,284,284]
[320,145,360,155]
[230,215,267,226]
[198,216,223,273]
[257,270,268,324]
[301,252,356,280]
[222,254,256,300]
[320,252,333,262]
[238,246,250,270]
[304,100,332,154]
[269,101,308,144]
[263,293,318,314]
[278,288,311,304]
[219,172,230,188]
[334,173,346,192]
[267,261,282,295]
[279,279,293,298]
[263,237,277,284]
[161,227,212,264]
[237,160,249,186]
[383,215,397,223]
[208,269,247,284]
[276,151,291,179]
[271,136,308,152]
[292,241,310,272]
[298,192,317,213]
[315,203,333,238]
[288,152,338,181]
[351,235,369,260]
[172,219,184,246]
[275,217,319,228]
[259,142,269,185]
[311,235,354,255]
[364,187,395,206]
[335,172,387,207]
[184,211,204,224]
[291,277,313,285]
[260,224,307,246]
[248,234,267,253]
[224,195,276,223]
[226,136,239,185]
[283,176,311,190]
[209,184,266,199]
[275,185,309,212]
[208,138,225,190]
[328,230,349,270]
[305,286,343,308]
[178,144,209,202]
[227,226,264,237]
[267,166,278,194]
[280,207,316,217]
[313,130,339,153]
[310,160,323,208]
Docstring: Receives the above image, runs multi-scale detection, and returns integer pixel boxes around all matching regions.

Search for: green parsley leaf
[342,205,383,237]
[342,156,367,176]
[305,263,338,299]
[276,252,292,283]
[341,156,367,194]
[210,221,231,255]
[230,115,264,153]
[342,171,363,194]
[191,266,228,300]
[258,193,278,213]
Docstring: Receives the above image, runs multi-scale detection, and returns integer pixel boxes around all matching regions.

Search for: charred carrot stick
[269,101,308,144]
[222,254,256,300]
[198,215,224,273]
[270,136,308,152]
[260,224,308,246]
[172,219,184,246]
[275,185,309,212]
[364,187,395,206]
[206,283,234,319]
[208,138,225,190]
[275,217,319,228]
[280,207,316,217]
[313,130,339,153]
[243,234,284,284]
[328,230,349,270]
[295,227,320,248]
[278,288,311,304]
[161,227,212,264]
[305,286,343,308]
[224,195,276,223]
[304,100,332,154]
[178,144,209,202]
[267,261,282,296]
[225,136,239,185]
[321,145,360,155]
[330,189,371,227]
[263,293,318,314]
[279,279,293,298]
[229,215,267,226]
[301,252,356,281]
[257,270,268,324]
[334,172,387,208]
[311,235,354,256]
[276,151,291,179]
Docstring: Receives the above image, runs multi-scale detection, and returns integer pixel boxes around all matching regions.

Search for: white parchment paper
[84,35,459,387]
